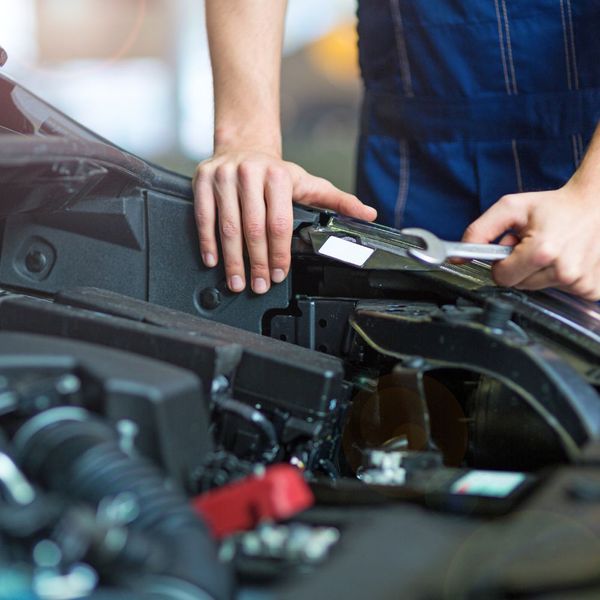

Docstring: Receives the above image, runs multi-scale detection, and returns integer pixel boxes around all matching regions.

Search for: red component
[192,464,314,539]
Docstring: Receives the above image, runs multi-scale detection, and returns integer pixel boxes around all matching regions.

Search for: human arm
[196,1,376,294]
[462,124,600,300]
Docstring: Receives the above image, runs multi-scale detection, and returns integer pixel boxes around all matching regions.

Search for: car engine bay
[1,68,600,600]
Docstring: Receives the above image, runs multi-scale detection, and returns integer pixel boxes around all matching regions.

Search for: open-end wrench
[400,227,513,266]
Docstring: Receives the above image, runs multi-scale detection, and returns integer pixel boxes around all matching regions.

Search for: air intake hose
[13,408,233,600]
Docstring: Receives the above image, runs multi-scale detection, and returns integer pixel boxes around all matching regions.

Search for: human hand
[462,180,600,300]
[193,150,377,294]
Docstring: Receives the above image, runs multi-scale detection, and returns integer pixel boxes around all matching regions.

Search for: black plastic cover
[56,287,346,418]
[0,288,346,418]
[0,331,212,486]
[0,295,242,398]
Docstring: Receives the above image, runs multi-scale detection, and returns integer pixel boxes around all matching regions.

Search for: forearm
[205,0,287,156]
[196,1,375,295]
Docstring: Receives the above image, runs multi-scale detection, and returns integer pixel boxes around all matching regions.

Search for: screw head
[0,47,7,67]
[199,287,221,310]
[25,250,47,274]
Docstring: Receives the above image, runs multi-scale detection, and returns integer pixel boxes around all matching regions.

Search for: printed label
[450,471,526,498]
[318,237,374,267]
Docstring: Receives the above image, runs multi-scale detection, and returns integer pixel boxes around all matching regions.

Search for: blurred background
[0,0,362,192]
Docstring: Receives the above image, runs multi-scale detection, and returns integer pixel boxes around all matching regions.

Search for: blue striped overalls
[356,1,600,240]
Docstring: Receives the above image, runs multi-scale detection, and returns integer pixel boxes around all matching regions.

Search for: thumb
[291,169,377,222]
[462,193,534,244]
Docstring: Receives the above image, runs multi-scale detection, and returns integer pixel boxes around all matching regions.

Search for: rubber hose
[14,410,233,600]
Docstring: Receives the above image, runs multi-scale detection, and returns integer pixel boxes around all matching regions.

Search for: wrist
[214,123,282,157]
[565,126,600,203]
[564,170,597,204]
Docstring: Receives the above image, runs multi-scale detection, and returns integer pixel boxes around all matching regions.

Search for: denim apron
[356,0,600,240]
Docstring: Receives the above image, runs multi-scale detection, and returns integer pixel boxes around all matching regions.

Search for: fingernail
[271,269,286,283]
[203,253,216,267]
[253,278,268,294]
[229,275,245,292]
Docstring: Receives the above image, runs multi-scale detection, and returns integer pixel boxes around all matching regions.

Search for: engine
[0,67,599,600]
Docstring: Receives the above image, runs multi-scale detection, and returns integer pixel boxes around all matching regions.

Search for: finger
[582,258,600,301]
[214,165,246,293]
[498,232,520,247]
[514,265,559,290]
[449,231,519,266]
[238,164,271,294]
[462,193,535,244]
[555,255,600,300]
[492,235,558,288]
[556,276,600,300]
[516,249,588,291]
[290,167,377,221]
[517,268,600,300]
[578,277,600,302]
[265,166,294,283]
[193,167,218,267]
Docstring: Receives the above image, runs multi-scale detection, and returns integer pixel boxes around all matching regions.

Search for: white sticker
[450,471,526,498]
[318,237,375,267]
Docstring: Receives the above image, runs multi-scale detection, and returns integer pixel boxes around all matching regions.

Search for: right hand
[193,150,377,294]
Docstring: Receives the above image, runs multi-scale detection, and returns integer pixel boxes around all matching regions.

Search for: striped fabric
[355,0,600,239]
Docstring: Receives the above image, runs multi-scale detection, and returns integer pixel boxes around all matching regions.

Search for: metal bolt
[199,287,221,310]
[55,375,81,395]
[211,375,229,394]
[117,420,139,457]
[483,298,513,330]
[25,250,48,274]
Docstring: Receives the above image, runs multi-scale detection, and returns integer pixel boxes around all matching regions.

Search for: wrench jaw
[407,247,445,266]
[400,227,447,266]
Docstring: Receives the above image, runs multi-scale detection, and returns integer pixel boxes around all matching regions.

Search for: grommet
[25,250,48,274]
[199,287,221,310]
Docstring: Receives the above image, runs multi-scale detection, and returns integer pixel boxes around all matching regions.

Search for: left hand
[462,180,600,301]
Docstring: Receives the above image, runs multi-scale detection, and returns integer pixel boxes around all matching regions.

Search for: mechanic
[194,1,600,301]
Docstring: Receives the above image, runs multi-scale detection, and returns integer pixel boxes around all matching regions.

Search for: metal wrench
[400,227,513,266]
